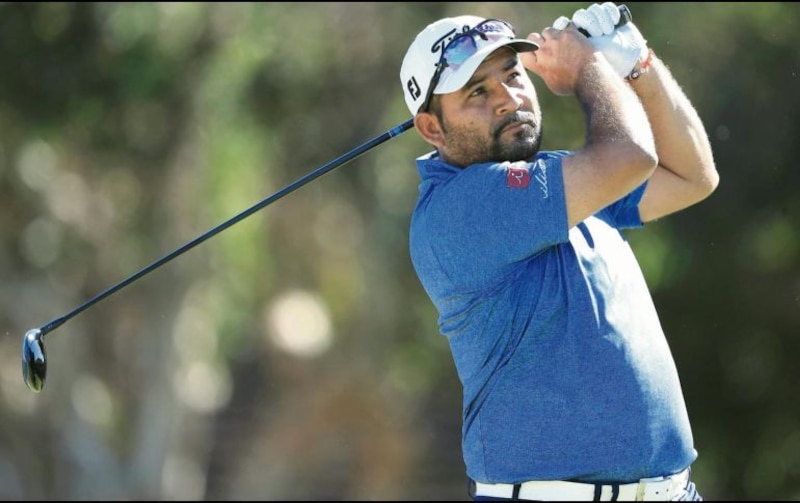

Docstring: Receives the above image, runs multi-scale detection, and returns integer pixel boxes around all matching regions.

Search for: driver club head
[22,328,47,392]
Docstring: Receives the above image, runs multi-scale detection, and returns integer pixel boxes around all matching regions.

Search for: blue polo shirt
[408,150,696,484]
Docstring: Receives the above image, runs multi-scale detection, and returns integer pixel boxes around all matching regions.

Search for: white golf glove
[555,2,649,79]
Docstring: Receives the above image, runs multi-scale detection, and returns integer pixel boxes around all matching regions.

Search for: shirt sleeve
[425,154,569,290]
[603,181,649,229]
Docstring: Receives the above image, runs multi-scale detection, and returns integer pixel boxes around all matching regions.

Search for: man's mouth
[499,120,533,136]
[502,121,525,133]
[495,113,536,138]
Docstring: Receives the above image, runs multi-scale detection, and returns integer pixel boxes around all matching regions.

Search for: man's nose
[495,83,524,115]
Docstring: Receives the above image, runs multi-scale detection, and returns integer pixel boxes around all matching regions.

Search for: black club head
[22,328,47,393]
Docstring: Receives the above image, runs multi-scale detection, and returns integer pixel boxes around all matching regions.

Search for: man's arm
[564,2,719,223]
[630,53,719,222]
[522,25,659,229]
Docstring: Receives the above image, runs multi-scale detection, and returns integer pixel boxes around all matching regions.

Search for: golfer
[400,2,718,501]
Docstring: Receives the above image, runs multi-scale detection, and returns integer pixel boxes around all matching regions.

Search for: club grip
[577,4,632,38]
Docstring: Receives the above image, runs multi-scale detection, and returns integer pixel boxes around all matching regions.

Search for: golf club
[21,118,415,393]
[21,3,634,393]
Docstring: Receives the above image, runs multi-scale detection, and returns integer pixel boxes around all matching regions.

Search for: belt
[471,468,691,501]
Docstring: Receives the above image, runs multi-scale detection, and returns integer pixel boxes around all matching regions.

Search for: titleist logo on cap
[429,25,470,58]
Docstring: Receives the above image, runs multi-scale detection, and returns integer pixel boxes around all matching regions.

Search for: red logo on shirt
[506,164,530,188]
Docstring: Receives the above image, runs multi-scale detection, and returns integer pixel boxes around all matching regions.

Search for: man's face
[435,48,542,167]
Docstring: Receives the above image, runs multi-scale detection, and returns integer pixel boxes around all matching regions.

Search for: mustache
[493,111,537,138]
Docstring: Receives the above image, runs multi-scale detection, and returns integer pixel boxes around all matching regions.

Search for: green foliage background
[0,2,798,500]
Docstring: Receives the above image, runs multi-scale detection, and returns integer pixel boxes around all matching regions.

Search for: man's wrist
[626,48,655,81]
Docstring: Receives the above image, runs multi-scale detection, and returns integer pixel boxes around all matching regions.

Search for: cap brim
[435,39,539,95]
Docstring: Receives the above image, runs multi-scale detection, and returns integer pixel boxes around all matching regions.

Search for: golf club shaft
[38,118,415,336]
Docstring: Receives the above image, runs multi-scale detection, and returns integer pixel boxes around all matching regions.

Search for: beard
[441,110,542,167]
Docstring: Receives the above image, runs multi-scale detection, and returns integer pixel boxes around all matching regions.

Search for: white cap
[400,15,539,116]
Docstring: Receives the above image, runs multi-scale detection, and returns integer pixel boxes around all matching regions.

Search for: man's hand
[520,23,600,96]
[566,2,649,79]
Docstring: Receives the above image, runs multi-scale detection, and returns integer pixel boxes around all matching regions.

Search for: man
[399,2,718,501]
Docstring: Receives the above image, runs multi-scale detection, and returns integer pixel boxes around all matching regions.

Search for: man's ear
[414,112,445,149]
